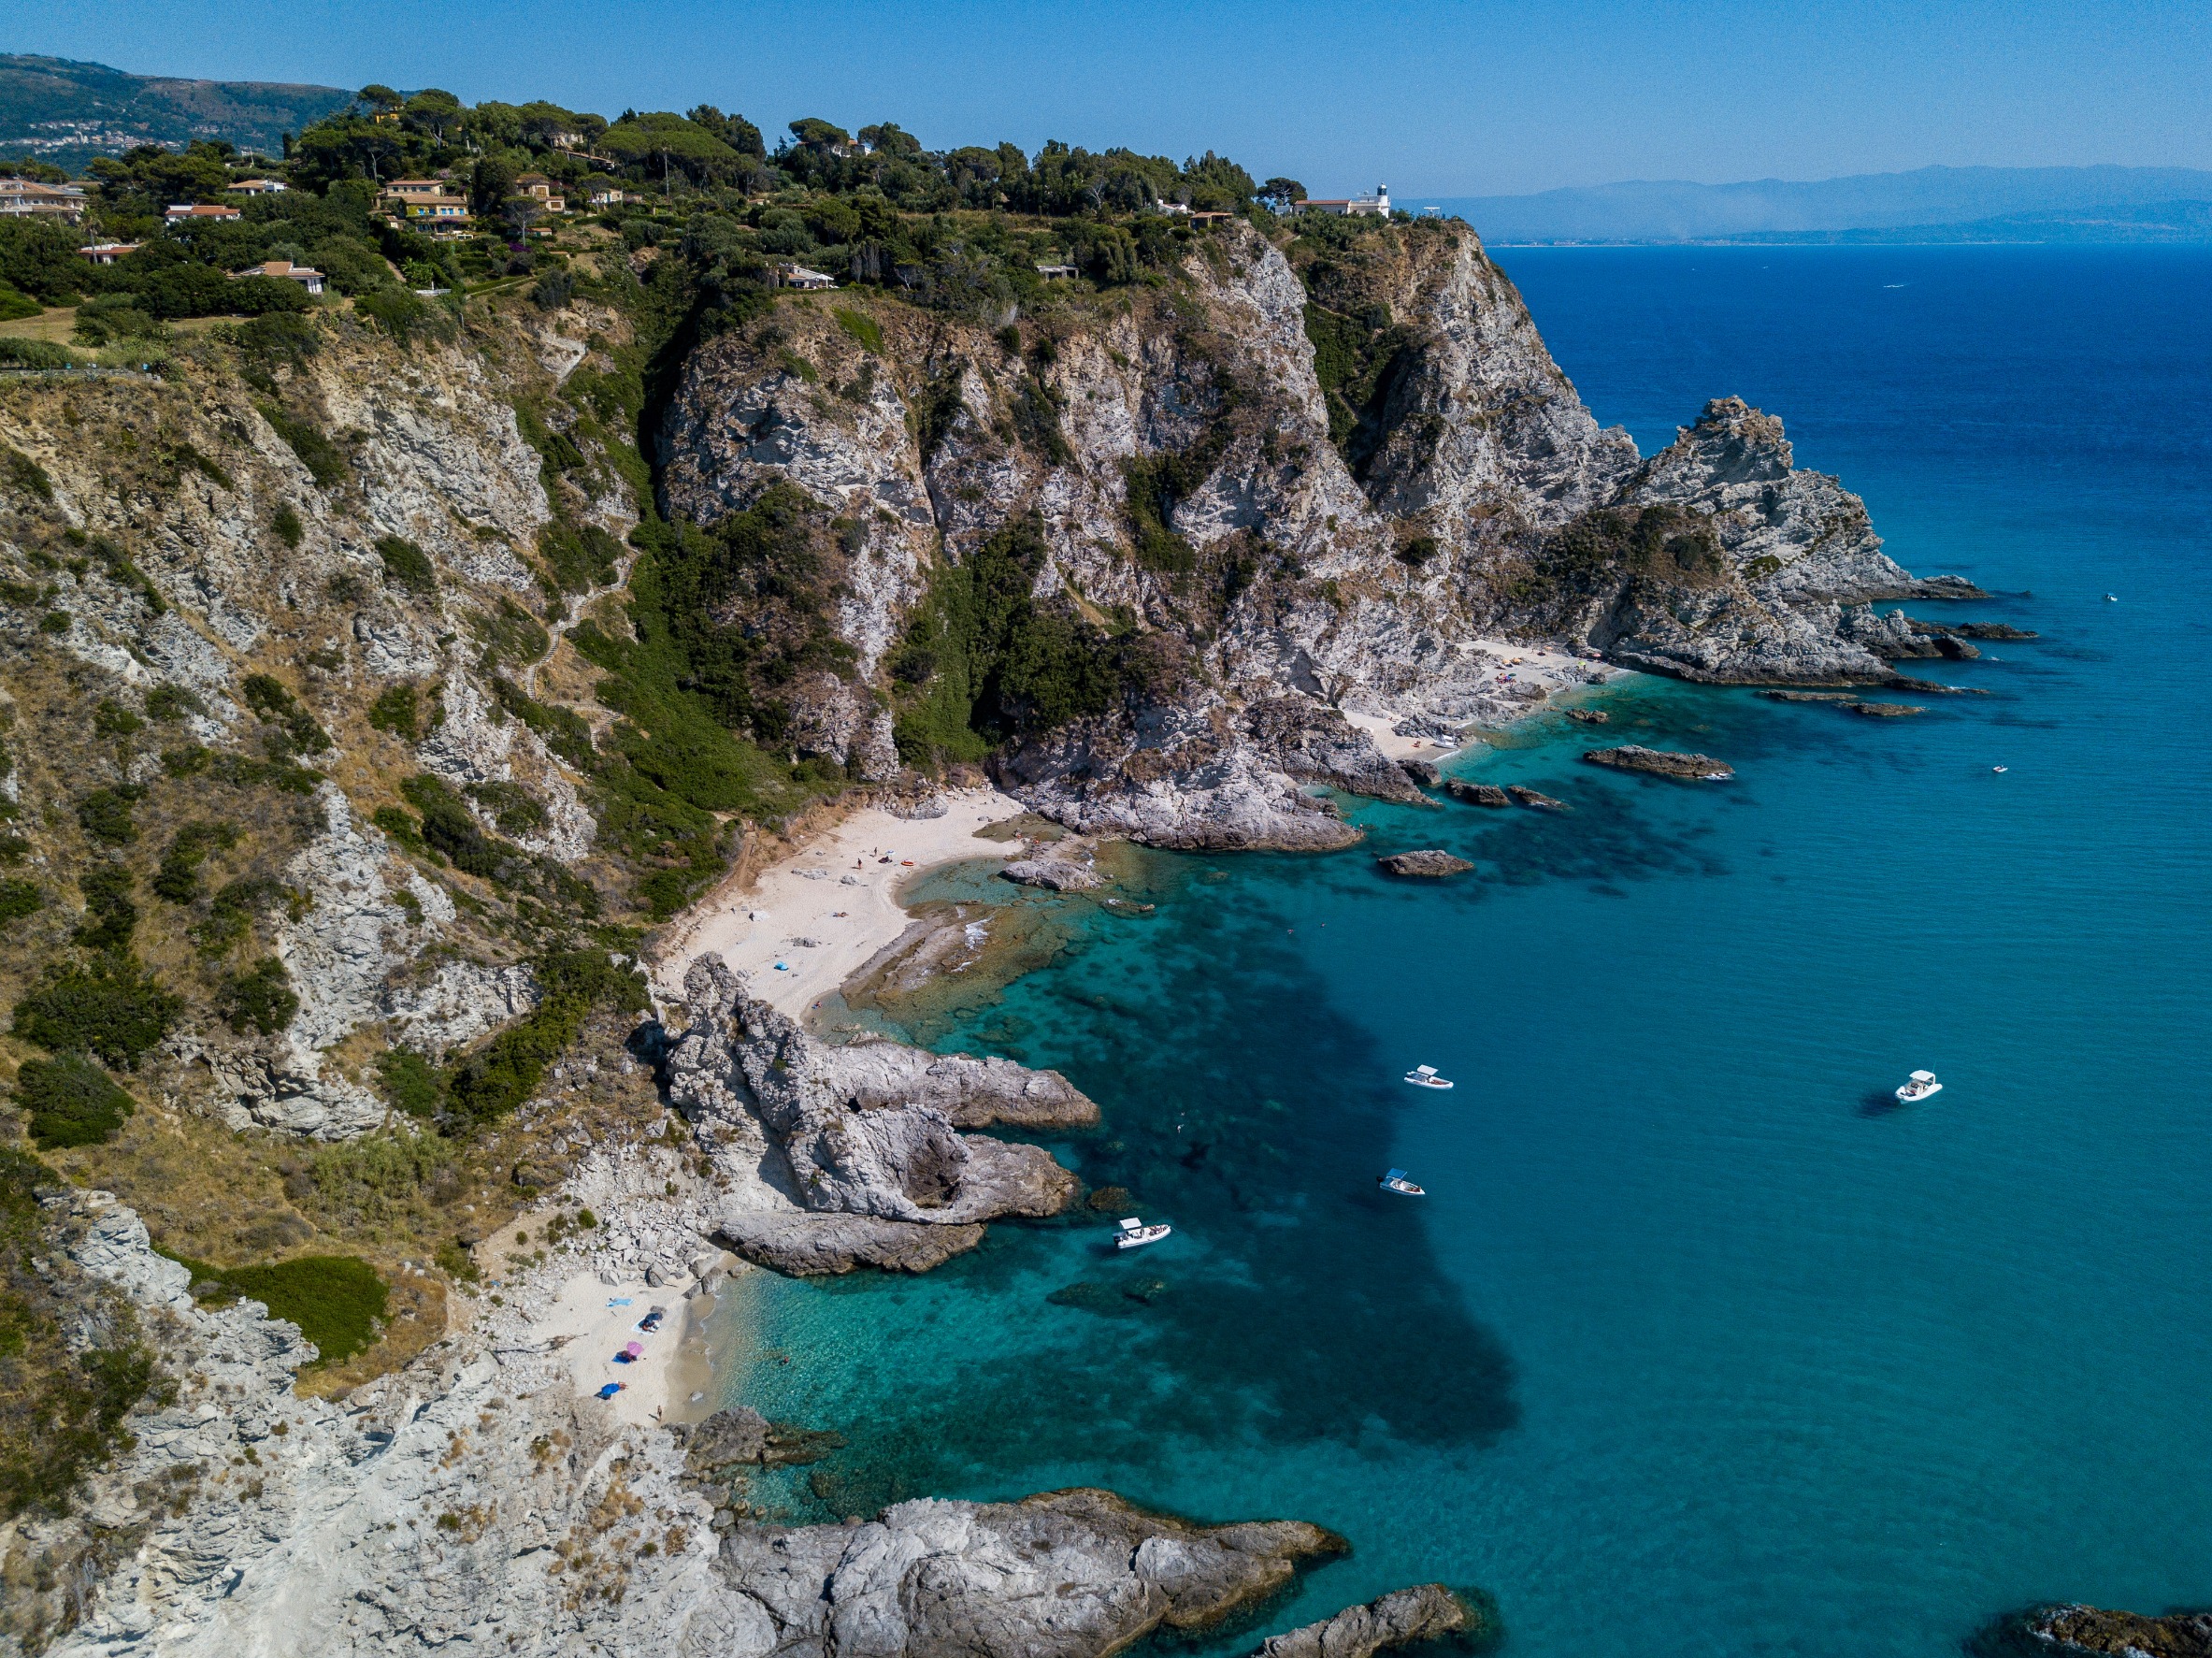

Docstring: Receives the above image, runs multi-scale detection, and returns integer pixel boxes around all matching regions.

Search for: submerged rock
[1582,745,1733,780]
[1506,786,1568,811]
[1376,850,1474,878]
[1566,708,1611,724]
[1846,701,1924,717]
[1444,779,1512,808]
[1251,1584,1482,1658]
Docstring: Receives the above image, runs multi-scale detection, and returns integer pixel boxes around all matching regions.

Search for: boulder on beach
[1444,779,1512,807]
[1376,850,1474,878]
[1506,785,1569,810]
[1582,745,1733,780]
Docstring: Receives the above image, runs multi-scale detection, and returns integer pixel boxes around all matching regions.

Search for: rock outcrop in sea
[1377,850,1474,878]
[663,955,1088,1274]
[1251,1584,1484,1658]
[1582,745,1734,779]
[1991,1603,2212,1656]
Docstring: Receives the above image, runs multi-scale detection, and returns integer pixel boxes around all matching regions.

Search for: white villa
[1299,184,1390,218]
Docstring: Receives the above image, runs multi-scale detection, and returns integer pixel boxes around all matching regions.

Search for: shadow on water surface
[767,880,1523,1517]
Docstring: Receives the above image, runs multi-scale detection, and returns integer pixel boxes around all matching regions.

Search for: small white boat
[1403,1065,1454,1089]
[1895,1069,1943,1103]
[2104,594,2118,602]
[1113,1217,1171,1250]
[1378,1169,1427,1197]
[1991,766,2008,773]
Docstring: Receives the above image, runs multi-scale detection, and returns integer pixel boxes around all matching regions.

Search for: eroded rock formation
[662,954,1087,1273]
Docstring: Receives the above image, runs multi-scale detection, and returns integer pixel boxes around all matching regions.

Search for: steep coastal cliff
[656,217,1977,850]
[1,159,1981,1654]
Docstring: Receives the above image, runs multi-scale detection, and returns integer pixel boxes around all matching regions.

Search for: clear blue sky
[15,0,2212,195]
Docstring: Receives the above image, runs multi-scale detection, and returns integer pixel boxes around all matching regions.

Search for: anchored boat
[1895,1069,1943,1103]
[1403,1065,1454,1089]
[1377,1169,1427,1197]
[1114,1217,1171,1249]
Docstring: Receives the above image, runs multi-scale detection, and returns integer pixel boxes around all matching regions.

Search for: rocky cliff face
[0,297,655,1150]
[657,219,1976,849]
[7,1185,1380,1658]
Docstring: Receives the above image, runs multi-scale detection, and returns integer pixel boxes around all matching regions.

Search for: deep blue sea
[707,248,2212,1657]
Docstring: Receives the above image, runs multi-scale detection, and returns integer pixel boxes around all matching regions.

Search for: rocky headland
[0,92,2028,1658]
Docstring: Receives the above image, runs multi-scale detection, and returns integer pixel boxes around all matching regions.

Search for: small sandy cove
[649,783,1028,1021]
[534,1271,700,1426]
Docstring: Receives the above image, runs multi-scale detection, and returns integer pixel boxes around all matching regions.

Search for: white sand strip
[650,784,1028,1020]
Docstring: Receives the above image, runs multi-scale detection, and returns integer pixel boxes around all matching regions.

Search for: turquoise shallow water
[707,248,2212,1656]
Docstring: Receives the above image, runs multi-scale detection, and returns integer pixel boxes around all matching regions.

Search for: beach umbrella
[623,1340,644,1359]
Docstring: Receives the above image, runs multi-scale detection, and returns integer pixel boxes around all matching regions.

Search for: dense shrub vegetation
[12,957,183,1069]
[164,1248,389,1368]
[0,1146,159,1520]
[14,1054,136,1149]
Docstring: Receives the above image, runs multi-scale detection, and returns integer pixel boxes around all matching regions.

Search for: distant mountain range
[1413,166,2212,245]
[0,53,350,168]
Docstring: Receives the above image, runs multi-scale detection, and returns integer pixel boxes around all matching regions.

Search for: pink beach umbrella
[622,1340,644,1360]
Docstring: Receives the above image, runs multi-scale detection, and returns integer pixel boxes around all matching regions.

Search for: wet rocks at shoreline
[1377,850,1474,878]
[720,1488,1347,1658]
[1583,745,1733,780]
[1399,757,1444,787]
[1251,1584,1486,1658]
[1994,1603,2212,1656]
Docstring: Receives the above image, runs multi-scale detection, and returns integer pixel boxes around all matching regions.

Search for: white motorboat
[1403,1065,1454,1089]
[1113,1217,1171,1249]
[1991,766,2008,773]
[1895,1069,1943,1103]
[1377,1169,1427,1197]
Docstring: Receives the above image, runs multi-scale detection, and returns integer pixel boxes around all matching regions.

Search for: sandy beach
[527,1269,717,1427]
[650,783,1030,1020]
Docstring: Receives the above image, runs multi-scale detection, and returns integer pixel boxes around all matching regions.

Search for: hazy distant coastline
[1414,164,2212,245]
